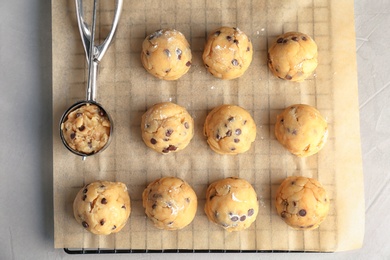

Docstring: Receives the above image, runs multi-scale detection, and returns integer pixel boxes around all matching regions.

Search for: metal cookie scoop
[59,0,123,160]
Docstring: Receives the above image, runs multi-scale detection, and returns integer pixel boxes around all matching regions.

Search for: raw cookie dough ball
[275,176,330,230]
[73,181,131,235]
[141,102,194,154]
[61,103,111,155]
[268,32,318,82]
[274,104,328,157]
[141,28,192,80]
[203,26,253,79]
[204,104,256,155]
[204,177,259,232]
[142,177,198,230]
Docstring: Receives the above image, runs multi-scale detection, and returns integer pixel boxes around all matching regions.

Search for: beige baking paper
[52,0,364,252]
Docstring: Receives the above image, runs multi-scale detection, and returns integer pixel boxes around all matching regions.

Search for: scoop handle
[75,0,123,62]
[75,0,123,101]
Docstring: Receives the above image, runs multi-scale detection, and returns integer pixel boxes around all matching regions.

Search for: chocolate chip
[291,181,295,185]
[234,39,239,44]
[216,134,221,140]
[99,110,105,117]
[176,48,182,60]
[100,219,105,225]
[209,194,215,200]
[214,30,221,36]
[231,216,239,222]
[235,129,241,135]
[281,211,287,218]
[228,117,234,122]
[78,125,85,131]
[234,138,240,143]
[70,133,76,139]
[243,120,247,125]
[285,75,292,80]
[231,59,239,66]
[240,215,246,221]
[277,38,283,43]
[163,138,169,141]
[165,68,171,73]
[283,39,288,43]
[246,46,250,52]
[149,29,163,40]
[122,205,126,209]
[166,129,173,137]
[100,185,106,189]
[226,130,232,137]
[164,49,171,57]
[76,113,82,118]
[150,138,157,144]
[292,36,298,41]
[280,118,284,124]
[293,201,297,207]
[185,197,190,203]
[112,225,117,230]
[226,35,232,41]
[231,147,236,151]
[82,221,89,228]
[248,208,254,216]
[146,50,150,56]
[152,203,157,209]
[307,224,314,228]
[292,129,297,135]
[101,198,107,204]
[302,36,307,41]
[299,209,307,216]
[168,221,174,225]
[88,142,92,148]
[186,61,192,67]
[83,188,88,193]
[82,195,87,201]
[184,122,189,129]
[168,145,177,151]
[162,145,177,153]
[153,193,162,199]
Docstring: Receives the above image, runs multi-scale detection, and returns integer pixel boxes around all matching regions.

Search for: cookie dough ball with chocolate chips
[268,32,318,82]
[141,102,194,154]
[61,103,111,155]
[73,181,131,235]
[203,26,253,79]
[141,28,192,80]
[204,177,259,232]
[275,176,330,230]
[204,104,256,155]
[274,104,328,157]
[142,177,198,230]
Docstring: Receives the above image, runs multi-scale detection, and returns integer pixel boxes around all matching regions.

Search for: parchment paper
[52,0,365,252]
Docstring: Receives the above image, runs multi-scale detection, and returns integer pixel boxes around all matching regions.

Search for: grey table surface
[1,0,389,259]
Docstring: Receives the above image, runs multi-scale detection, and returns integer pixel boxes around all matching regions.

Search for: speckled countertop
[0,0,389,259]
